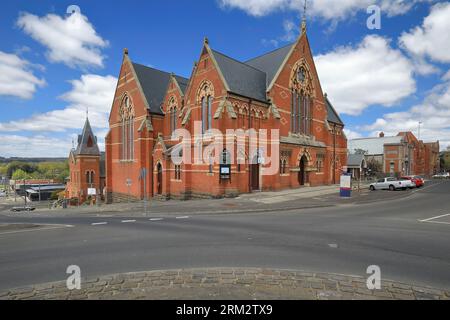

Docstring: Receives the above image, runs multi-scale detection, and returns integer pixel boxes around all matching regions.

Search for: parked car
[369,177,407,191]
[10,206,36,212]
[399,177,417,189]
[0,192,6,197]
[401,176,424,188]
[433,173,450,179]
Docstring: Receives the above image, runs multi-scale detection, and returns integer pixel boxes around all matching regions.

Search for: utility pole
[23,179,27,205]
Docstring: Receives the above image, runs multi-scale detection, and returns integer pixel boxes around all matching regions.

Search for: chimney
[379,132,385,138]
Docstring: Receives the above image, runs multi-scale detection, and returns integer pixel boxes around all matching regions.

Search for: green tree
[7,162,37,178]
[12,169,32,180]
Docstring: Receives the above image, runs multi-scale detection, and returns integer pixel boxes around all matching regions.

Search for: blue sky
[0,0,449,157]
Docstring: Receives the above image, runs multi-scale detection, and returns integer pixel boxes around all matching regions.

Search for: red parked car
[402,176,424,188]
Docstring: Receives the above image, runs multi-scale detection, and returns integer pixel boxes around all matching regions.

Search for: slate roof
[74,118,100,156]
[211,50,267,102]
[347,154,365,168]
[130,41,344,129]
[325,96,344,125]
[174,75,189,95]
[348,136,404,155]
[245,43,295,87]
[132,63,189,115]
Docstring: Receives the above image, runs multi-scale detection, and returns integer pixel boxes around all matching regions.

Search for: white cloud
[315,35,416,115]
[0,51,46,99]
[0,134,73,158]
[364,79,450,149]
[344,128,363,140]
[0,74,117,132]
[399,2,450,64]
[219,0,432,20]
[17,11,108,69]
[262,19,298,47]
[443,70,450,81]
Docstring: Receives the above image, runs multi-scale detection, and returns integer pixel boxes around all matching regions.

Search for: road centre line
[149,218,164,221]
[176,216,190,219]
[419,213,450,223]
[121,220,137,223]
[91,222,108,226]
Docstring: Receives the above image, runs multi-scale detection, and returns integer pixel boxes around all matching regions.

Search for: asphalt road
[0,181,449,291]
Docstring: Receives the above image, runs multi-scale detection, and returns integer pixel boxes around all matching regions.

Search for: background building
[349,132,439,177]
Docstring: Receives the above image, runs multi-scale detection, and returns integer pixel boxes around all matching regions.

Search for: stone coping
[1,268,449,300]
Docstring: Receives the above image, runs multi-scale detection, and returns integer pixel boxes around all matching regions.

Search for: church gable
[269,34,324,102]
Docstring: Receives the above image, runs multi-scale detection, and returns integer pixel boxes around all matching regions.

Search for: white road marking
[419,213,450,223]
[149,218,164,221]
[176,216,190,219]
[91,222,108,226]
[121,220,136,223]
[0,224,74,236]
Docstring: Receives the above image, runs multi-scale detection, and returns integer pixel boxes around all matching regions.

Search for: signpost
[139,168,148,217]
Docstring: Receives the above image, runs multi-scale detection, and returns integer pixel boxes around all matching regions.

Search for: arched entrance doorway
[156,163,163,195]
[298,156,307,186]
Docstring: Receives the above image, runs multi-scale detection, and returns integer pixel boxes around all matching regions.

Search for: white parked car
[0,191,6,197]
[369,178,407,191]
[433,173,450,179]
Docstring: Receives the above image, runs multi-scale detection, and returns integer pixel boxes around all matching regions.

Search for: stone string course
[1,268,449,300]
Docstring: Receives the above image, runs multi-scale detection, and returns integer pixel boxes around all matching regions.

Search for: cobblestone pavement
[1,268,449,300]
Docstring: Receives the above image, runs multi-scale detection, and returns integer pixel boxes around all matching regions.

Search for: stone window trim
[119,93,135,161]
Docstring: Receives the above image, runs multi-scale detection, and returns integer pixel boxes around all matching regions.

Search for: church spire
[301,0,307,35]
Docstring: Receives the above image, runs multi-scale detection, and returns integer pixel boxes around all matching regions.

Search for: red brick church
[69,21,347,203]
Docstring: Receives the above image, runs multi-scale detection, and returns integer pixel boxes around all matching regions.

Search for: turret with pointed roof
[74,118,100,156]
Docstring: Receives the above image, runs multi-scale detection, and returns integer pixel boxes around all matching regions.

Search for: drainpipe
[248,98,253,193]
[333,124,337,185]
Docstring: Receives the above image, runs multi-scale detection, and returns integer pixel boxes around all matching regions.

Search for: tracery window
[168,96,178,134]
[290,61,314,136]
[197,81,215,134]
[120,95,135,161]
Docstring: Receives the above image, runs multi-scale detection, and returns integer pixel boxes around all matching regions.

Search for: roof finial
[301,0,307,35]
[204,37,209,45]
[124,48,129,55]
[86,106,89,120]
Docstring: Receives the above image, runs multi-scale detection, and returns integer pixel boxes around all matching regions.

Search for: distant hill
[0,157,67,164]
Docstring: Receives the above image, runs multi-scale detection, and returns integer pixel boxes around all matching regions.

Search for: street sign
[88,188,97,196]
[139,168,147,180]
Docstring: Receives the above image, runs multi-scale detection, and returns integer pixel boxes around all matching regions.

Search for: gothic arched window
[197,81,215,134]
[168,97,178,134]
[290,62,313,136]
[120,95,135,161]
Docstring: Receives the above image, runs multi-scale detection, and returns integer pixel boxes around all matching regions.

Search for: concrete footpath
[0,183,417,218]
[1,268,448,300]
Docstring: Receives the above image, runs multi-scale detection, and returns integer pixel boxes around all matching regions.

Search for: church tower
[67,118,105,204]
